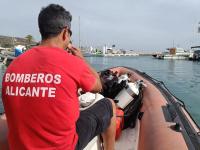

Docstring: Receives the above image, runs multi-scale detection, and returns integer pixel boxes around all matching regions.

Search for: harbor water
[0,56,200,126]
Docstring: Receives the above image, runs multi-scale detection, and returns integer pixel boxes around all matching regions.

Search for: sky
[0,0,200,51]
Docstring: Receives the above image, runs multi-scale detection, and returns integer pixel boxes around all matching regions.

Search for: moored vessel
[153,47,190,60]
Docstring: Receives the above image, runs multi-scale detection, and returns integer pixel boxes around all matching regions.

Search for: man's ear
[62,29,67,41]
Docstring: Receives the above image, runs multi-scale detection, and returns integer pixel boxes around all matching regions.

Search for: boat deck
[115,119,140,150]
[84,119,140,150]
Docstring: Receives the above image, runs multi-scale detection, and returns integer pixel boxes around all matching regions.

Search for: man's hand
[67,44,84,59]
[67,43,102,93]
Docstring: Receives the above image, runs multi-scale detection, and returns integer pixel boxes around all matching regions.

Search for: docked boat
[0,50,15,66]
[81,50,104,57]
[81,50,94,57]
[189,46,200,61]
[1,67,200,150]
[0,53,15,66]
[0,45,26,66]
[154,47,190,60]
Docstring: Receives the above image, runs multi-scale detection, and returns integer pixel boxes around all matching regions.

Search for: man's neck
[40,38,64,49]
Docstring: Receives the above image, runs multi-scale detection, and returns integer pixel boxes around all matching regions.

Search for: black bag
[100,70,127,99]
[100,70,144,129]
[123,88,143,129]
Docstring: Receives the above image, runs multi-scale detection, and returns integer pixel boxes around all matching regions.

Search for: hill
[0,35,37,48]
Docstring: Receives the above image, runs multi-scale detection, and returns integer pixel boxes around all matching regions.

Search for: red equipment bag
[115,108,124,140]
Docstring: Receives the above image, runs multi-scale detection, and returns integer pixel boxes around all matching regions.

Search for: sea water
[0,56,200,125]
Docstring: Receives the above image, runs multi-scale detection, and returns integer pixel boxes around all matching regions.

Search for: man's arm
[67,45,102,93]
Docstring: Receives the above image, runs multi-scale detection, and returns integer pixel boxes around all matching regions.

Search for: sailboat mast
[78,16,81,49]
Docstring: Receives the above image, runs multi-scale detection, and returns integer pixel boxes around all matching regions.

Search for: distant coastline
[0,35,37,48]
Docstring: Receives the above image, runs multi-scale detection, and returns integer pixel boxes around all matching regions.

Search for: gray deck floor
[115,120,140,150]
[84,119,140,150]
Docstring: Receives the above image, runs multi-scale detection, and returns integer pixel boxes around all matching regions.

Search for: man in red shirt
[2,4,116,150]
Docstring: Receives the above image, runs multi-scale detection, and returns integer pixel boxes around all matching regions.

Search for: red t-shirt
[2,46,96,150]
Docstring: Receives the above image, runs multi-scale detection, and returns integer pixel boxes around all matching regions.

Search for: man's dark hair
[38,4,72,40]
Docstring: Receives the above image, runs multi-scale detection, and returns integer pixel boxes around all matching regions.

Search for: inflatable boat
[1,66,200,150]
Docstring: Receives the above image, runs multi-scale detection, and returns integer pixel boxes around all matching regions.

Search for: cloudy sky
[0,0,200,51]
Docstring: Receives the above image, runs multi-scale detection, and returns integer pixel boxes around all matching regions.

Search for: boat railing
[130,67,200,149]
